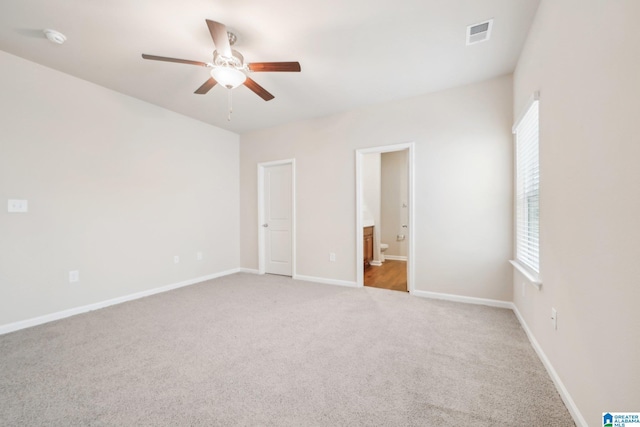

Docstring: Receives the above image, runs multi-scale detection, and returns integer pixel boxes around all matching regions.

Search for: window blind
[515,100,539,273]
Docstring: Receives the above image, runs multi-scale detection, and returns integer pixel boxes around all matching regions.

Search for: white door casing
[258,160,295,276]
[355,143,415,292]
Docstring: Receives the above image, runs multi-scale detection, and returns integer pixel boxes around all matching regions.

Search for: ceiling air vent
[466,19,493,45]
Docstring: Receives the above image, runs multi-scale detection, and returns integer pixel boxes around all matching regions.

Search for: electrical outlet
[197,251,203,261]
[174,256,180,264]
[7,199,28,213]
[551,308,558,330]
[329,252,336,262]
[69,270,79,283]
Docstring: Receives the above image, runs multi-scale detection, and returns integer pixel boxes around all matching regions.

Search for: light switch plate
[8,199,28,213]
[69,270,79,283]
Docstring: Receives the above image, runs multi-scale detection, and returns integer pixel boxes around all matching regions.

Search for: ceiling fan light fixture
[211,66,246,89]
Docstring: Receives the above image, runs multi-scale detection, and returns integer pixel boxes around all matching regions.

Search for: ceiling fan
[142,19,301,112]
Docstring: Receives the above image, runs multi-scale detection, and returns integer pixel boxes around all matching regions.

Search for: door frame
[355,143,415,293]
[258,159,296,276]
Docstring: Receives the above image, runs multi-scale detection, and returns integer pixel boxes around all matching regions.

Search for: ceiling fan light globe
[211,66,246,89]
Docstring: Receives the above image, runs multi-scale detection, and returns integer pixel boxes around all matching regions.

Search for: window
[514,98,540,275]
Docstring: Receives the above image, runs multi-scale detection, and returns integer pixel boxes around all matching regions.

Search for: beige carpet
[0,273,574,426]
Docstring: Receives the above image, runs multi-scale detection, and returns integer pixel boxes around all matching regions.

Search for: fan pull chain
[227,89,233,121]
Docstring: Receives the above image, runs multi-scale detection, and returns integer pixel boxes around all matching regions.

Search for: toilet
[379,243,389,262]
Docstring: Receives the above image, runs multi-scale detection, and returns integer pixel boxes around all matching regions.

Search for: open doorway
[356,143,414,293]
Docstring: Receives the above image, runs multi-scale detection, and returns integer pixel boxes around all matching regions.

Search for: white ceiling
[0,0,540,134]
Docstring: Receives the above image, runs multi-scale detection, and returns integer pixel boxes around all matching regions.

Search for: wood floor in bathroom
[364,260,407,292]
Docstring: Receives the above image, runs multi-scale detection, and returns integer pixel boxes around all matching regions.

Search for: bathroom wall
[381,150,408,259]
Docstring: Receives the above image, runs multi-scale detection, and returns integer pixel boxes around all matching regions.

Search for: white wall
[0,51,240,327]
[240,75,513,301]
[381,150,408,258]
[513,1,640,425]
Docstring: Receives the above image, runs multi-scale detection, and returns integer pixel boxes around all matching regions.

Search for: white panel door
[263,163,292,276]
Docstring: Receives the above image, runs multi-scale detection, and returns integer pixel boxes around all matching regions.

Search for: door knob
[262,223,269,227]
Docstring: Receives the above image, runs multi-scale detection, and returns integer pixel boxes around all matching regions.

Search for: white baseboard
[414,289,585,426]
[511,305,587,427]
[384,255,407,261]
[411,289,512,309]
[0,266,586,427]
[0,268,241,335]
[294,274,357,288]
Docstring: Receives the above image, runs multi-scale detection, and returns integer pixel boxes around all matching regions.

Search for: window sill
[510,260,542,290]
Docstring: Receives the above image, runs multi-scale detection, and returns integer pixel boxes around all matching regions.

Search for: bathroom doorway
[355,143,414,293]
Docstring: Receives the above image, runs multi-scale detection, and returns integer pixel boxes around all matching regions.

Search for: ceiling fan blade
[141,54,208,67]
[194,77,218,94]
[206,19,232,58]
[248,62,301,72]
[244,77,275,101]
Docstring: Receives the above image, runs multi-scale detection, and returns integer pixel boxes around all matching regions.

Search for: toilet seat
[380,243,389,262]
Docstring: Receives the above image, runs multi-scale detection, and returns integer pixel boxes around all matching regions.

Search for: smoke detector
[466,19,493,45]
[43,29,66,44]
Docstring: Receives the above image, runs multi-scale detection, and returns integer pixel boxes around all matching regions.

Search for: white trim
[384,255,407,261]
[257,164,265,274]
[411,287,585,426]
[356,142,415,293]
[293,274,357,288]
[512,305,588,427]
[369,260,383,267]
[355,153,364,286]
[0,268,241,335]
[0,264,585,427]
[257,159,296,277]
[510,260,542,289]
[407,143,415,293]
[512,90,540,133]
[412,289,513,309]
[239,268,260,274]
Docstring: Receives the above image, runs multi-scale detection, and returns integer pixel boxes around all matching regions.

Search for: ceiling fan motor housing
[213,49,245,69]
